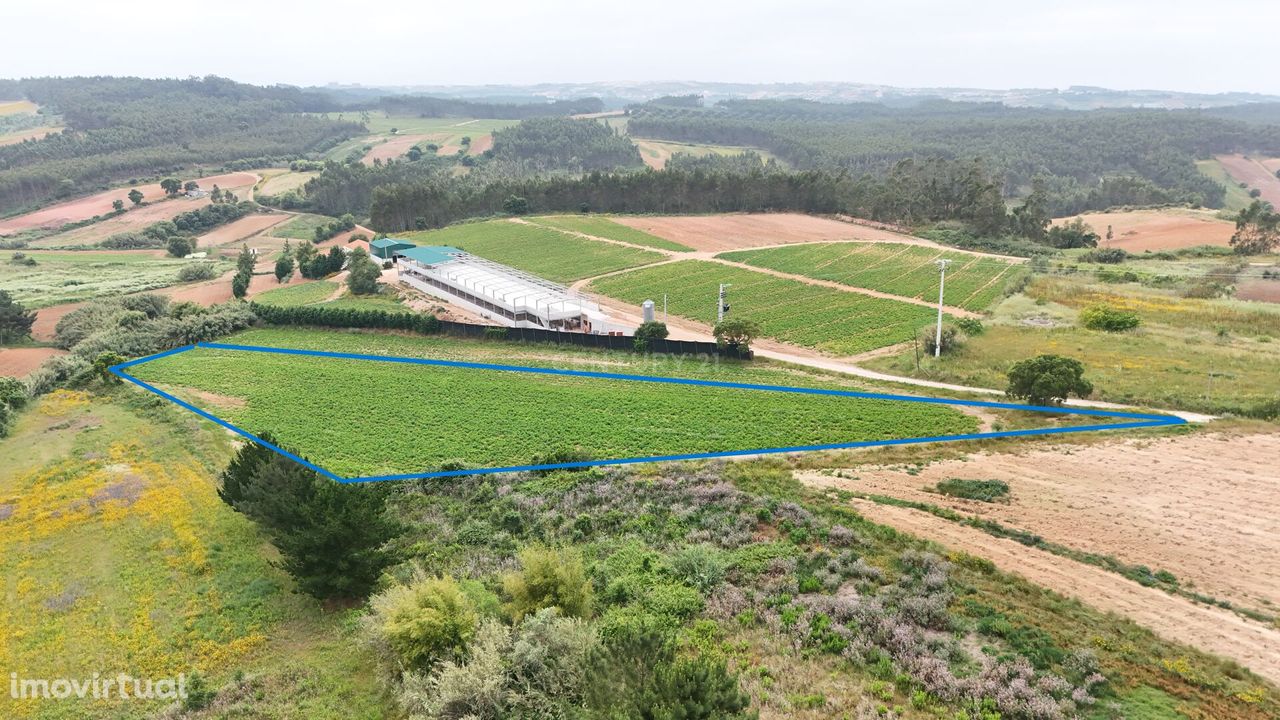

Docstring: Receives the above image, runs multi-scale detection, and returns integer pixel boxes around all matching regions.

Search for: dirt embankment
[798,432,1280,684]
[1054,209,1236,252]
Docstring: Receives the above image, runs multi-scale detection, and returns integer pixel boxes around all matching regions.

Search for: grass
[0,388,394,719]
[629,137,784,168]
[1197,159,1256,214]
[931,478,1010,502]
[0,250,229,308]
[589,260,939,355]
[0,100,38,116]
[126,327,977,478]
[258,170,317,196]
[270,213,339,240]
[401,219,665,283]
[527,215,693,251]
[252,280,339,307]
[720,243,1024,311]
[321,116,517,161]
[865,278,1280,416]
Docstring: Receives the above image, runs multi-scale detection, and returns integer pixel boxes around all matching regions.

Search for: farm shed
[397,246,616,333]
[370,237,417,260]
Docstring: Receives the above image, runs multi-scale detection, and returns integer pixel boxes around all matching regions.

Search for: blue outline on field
[110,342,1185,483]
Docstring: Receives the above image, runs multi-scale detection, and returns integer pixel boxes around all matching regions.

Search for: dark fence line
[250,302,751,359]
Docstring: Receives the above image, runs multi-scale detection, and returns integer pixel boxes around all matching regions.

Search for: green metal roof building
[398,245,464,266]
[370,237,417,260]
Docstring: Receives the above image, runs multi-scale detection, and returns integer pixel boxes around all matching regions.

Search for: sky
[4,0,1278,95]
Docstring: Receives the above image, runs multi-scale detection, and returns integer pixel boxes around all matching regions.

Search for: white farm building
[393,243,617,333]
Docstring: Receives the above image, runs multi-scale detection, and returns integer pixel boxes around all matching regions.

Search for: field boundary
[111,342,1185,482]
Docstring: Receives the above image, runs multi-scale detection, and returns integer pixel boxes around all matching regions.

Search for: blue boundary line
[110,342,1185,483]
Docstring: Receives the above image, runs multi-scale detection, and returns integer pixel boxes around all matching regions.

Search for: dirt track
[0,172,259,236]
[0,347,66,377]
[1216,154,1280,209]
[798,432,1280,683]
[1056,209,1236,252]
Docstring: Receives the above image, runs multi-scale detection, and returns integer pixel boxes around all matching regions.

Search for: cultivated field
[0,172,259,236]
[0,347,65,377]
[126,328,977,478]
[611,213,926,252]
[1216,154,1280,208]
[0,250,229,308]
[257,169,317,195]
[401,219,665,283]
[1053,208,1236,252]
[589,260,939,355]
[323,116,516,163]
[197,213,291,247]
[527,215,694,251]
[720,242,1023,311]
[1197,158,1258,213]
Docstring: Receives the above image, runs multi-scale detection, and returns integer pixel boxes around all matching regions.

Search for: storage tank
[641,299,655,323]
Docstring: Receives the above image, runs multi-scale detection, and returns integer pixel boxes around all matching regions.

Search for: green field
[720,243,1023,311]
[630,137,784,168]
[270,213,340,240]
[321,116,517,161]
[1196,158,1257,214]
[401,220,665,283]
[252,280,338,307]
[127,328,976,478]
[0,250,228,308]
[590,260,939,355]
[866,279,1280,416]
[527,215,693,251]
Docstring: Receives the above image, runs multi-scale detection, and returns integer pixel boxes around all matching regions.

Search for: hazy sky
[4,0,1277,94]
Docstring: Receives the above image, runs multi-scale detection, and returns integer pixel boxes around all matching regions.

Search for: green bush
[367,575,479,671]
[1006,354,1093,405]
[1079,303,1140,332]
[920,323,964,355]
[670,544,727,592]
[177,263,219,282]
[504,546,594,621]
[932,478,1010,503]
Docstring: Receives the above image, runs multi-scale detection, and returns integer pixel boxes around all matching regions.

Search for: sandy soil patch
[198,213,290,248]
[800,432,1280,617]
[611,213,923,252]
[363,134,432,164]
[153,383,246,409]
[30,302,84,342]
[466,134,494,155]
[1216,154,1280,209]
[834,495,1280,684]
[1054,208,1236,252]
[0,347,66,377]
[0,171,258,236]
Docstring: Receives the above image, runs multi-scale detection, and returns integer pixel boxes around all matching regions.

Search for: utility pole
[663,293,668,323]
[717,284,732,325]
[933,259,951,358]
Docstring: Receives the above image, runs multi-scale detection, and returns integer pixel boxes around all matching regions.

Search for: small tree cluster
[346,247,382,295]
[0,290,36,344]
[251,302,443,334]
[1079,303,1140,332]
[312,213,357,243]
[1006,354,1093,405]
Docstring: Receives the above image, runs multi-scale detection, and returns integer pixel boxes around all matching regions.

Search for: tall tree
[346,247,382,295]
[1230,200,1280,255]
[127,188,144,206]
[0,290,36,344]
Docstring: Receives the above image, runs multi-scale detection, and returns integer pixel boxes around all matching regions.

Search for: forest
[374,95,604,118]
[626,98,1280,214]
[0,76,362,212]
[488,118,643,173]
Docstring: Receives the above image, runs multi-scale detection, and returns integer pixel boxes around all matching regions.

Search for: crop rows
[0,250,228,308]
[128,329,975,477]
[527,215,693,251]
[590,260,939,355]
[719,243,1021,311]
[401,220,665,283]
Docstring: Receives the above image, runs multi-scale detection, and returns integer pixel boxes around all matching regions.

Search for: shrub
[633,321,670,351]
[166,235,195,258]
[367,575,479,671]
[954,317,985,336]
[670,544,728,592]
[1006,354,1093,405]
[346,246,382,295]
[1080,248,1129,264]
[1079,303,1140,332]
[920,323,964,355]
[504,546,593,621]
[932,478,1010,502]
[643,583,705,620]
[177,263,219,282]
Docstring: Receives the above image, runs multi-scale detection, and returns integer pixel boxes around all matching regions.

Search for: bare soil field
[1216,154,1280,208]
[0,347,66,377]
[0,171,258,236]
[1237,279,1280,303]
[611,213,921,252]
[466,134,494,155]
[800,433,1280,618]
[29,301,83,342]
[834,496,1280,685]
[363,134,431,164]
[1261,157,1280,174]
[0,125,61,146]
[1054,209,1236,251]
[198,213,290,247]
